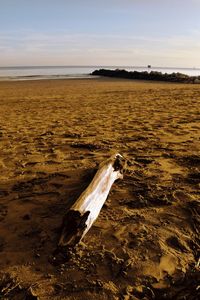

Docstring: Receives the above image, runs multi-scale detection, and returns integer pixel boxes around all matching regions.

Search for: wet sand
[0,78,199,299]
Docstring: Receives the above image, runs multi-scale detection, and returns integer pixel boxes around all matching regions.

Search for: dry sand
[0,78,199,299]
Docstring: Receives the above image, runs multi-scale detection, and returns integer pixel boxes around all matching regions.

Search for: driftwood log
[58,153,126,249]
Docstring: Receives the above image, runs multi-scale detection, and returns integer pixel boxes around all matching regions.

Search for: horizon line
[0,65,200,70]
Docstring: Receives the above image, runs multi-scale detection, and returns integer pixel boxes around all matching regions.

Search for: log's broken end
[58,210,90,248]
[112,153,126,179]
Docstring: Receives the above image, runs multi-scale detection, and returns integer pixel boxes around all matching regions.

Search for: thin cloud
[0,30,200,67]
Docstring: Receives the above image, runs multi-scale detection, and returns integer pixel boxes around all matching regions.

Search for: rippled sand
[0,78,199,299]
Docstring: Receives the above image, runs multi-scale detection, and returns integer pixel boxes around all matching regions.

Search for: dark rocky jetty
[91,68,200,83]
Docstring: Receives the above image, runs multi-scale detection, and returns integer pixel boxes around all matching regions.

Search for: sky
[0,0,200,67]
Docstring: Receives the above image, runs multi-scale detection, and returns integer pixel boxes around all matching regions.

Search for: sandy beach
[0,78,199,299]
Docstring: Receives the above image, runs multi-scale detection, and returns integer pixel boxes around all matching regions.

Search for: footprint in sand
[0,236,5,252]
[166,236,187,253]
[0,204,8,221]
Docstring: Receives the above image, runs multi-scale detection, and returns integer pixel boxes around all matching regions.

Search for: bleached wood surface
[58,153,126,248]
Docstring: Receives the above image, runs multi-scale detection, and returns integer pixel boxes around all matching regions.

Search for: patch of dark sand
[70,141,106,151]
[186,171,200,184]
[0,167,97,256]
[178,154,200,167]
[166,236,187,253]
[0,203,8,221]
[120,173,174,209]
[152,269,200,300]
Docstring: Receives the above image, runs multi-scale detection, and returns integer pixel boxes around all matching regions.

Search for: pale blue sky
[0,0,200,67]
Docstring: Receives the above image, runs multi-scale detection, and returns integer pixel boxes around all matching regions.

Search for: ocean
[0,66,200,81]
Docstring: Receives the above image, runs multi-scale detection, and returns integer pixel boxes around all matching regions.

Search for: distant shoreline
[0,66,200,80]
[0,74,99,82]
[91,69,200,84]
[1,66,200,82]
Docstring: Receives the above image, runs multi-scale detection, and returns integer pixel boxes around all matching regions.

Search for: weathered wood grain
[58,153,126,248]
